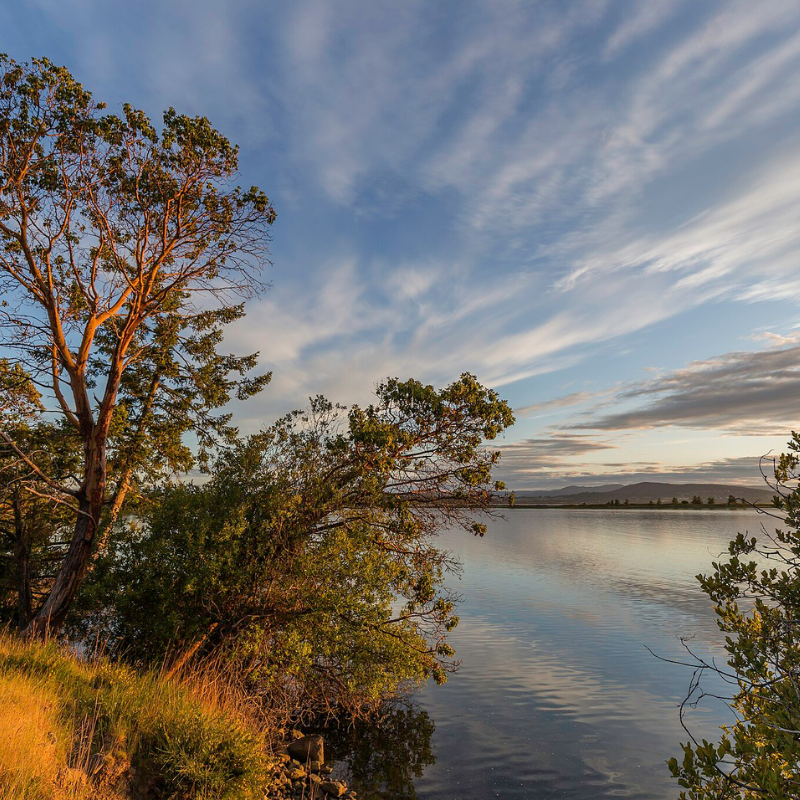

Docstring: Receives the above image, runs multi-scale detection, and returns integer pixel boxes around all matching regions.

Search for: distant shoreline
[500,503,770,510]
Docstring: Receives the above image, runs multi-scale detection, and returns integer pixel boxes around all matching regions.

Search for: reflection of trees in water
[323,702,435,799]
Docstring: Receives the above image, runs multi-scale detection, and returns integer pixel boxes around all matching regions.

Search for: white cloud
[556,147,800,296]
[603,1,685,59]
[751,331,800,347]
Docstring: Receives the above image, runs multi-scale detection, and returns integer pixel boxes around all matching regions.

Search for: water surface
[338,508,766,799]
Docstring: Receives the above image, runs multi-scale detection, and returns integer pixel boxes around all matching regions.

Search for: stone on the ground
[320,780,347,797]
[287,734,324,764]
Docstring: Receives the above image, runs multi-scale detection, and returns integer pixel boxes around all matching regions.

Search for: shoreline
[497,503,770,511]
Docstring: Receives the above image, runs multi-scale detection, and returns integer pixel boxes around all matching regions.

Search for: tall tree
[0,55,275,635]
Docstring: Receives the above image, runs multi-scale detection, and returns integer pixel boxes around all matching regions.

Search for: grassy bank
[0,633,273,799]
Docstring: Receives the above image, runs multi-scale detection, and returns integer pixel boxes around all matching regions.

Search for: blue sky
[7,0,800,489]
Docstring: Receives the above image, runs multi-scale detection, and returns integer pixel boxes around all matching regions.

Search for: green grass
[0,633,272,799]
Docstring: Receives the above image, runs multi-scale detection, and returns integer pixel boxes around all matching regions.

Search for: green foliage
[0,360,42,425]
[0,633,268,799]
[0,54,274,634]
[77,375,513,717]
[669,432,800,798]
[0,415,82,628]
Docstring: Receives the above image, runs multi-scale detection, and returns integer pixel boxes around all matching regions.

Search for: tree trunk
[23,433,106,638]
[12,494,33,630]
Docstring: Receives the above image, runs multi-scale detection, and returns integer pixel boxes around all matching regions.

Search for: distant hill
[507,481,773,506]
[525,483,626,497]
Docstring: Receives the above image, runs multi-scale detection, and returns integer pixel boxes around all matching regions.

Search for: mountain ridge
[507,481,773,505]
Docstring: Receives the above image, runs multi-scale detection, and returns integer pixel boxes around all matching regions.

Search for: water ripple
[403,509,756,800]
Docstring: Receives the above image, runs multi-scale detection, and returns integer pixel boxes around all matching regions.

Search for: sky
[5,0,800,490]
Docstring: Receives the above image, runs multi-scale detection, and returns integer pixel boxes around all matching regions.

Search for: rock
[320,780,347,797]
[287,734,324,764]
[291,728,304,740]
[319,764,334,774]
[309,759,322,772]
[309,773,322,786]
[87,752,105,776]
[288,766,306,780]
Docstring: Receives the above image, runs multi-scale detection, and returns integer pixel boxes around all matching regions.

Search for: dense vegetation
[76,378,513,716]
[0,53,513,798]
[670,432,800,798]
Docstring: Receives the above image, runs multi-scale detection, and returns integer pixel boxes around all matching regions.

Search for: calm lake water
[331,508,768,799]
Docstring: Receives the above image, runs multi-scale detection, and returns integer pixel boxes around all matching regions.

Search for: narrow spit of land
[504,502,767,510]
[497,481,774,509]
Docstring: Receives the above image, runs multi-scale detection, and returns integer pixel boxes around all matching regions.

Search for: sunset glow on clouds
[8,0,800,488]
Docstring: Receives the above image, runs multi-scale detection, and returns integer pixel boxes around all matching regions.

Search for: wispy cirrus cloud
[603,1,686,59]
[7,0,800,485]
[556,148,800,296]
[250,0,800,408]
[514,391,600,418]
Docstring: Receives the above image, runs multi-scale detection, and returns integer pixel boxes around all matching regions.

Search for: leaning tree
[78,376,515,716]
[0,55,275,635]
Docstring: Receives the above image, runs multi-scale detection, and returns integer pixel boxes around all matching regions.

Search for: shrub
[669,433,800,797]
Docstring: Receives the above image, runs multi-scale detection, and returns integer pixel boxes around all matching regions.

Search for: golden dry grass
[0,670,85,799]
[0,633,273,800]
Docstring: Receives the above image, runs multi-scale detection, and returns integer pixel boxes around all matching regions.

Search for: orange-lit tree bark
[0,56,275,636]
